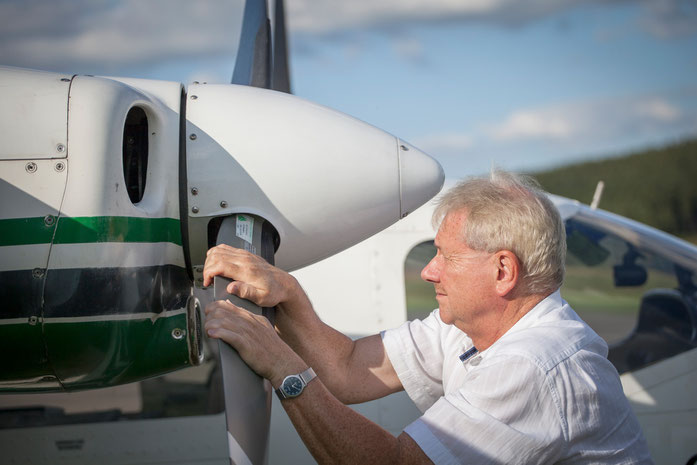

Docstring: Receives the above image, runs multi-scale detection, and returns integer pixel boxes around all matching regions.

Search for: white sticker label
[236,214,254,244]
[242,242,257,254]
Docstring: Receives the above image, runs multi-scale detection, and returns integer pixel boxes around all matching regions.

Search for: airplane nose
[398,140,445,218]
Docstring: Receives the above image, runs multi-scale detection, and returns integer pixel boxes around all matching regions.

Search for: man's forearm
[273,279,402,403]
[276,373,430,465]
[273,280,362,401]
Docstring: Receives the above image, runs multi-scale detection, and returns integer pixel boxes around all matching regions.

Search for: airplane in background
[1,0,696,464]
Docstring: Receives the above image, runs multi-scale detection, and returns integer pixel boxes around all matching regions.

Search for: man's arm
[279,368,430,465]
[203,244,402,403]
[204,298,431,464]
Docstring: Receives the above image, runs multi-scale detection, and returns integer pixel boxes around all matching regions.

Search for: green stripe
[0,216,182,247]
[0,312,192,392]
[0,217,55,246]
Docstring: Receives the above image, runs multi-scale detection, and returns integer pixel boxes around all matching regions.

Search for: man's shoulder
[487,295,608,373]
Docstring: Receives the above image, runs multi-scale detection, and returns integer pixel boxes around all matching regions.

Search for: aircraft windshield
[563,210,697,373]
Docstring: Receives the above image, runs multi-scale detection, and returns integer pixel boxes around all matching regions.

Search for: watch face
[282,375,304,397]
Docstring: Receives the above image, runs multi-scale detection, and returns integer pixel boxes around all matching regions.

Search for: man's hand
[204,299,306,386]
[203,244,300,308]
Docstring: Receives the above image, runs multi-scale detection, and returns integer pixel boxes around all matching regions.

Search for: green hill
[531,138,697,243]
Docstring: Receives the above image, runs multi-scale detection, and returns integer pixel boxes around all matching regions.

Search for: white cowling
[185,84,444,271]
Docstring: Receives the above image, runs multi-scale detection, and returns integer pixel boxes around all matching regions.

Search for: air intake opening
[123,107,149,203]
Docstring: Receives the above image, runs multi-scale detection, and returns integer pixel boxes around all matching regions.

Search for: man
[203,170,652,464]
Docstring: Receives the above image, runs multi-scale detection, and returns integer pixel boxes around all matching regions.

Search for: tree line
[532,138,697,243]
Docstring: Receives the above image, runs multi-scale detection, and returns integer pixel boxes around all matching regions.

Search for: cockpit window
[563,214,697,374]
[404,240,438,322]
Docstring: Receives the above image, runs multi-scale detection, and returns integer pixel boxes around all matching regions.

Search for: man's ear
[494,250,519,297]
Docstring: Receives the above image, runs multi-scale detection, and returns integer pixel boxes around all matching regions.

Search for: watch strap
[298,367,317,385]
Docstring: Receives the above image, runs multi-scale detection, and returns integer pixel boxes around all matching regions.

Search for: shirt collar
[460,290,562,363]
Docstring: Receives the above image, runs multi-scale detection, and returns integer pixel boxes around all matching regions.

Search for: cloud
[640,0,697,39]
[0,0,243,72]
[286,0,609,34]
[286,0,696,40]
[485,94,688,145]
[0,0,693,74]
[416,91,697,176]
[490,111,573,141]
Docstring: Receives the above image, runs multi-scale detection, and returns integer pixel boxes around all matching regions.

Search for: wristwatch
[275,367,317,400]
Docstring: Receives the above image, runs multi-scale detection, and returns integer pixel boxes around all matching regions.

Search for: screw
[193,81,200,84]
[189,134,197,141]
[28,316,38,326]
[220,201,228,208]
[32,268,45,279]
[400,144,409,151]
[56,144,66,153]
[44,215,55,226]
[60,78,70,82]
[25,162,37,173]
[194,266,203,273]
[191,206,199,214]
[172,328,185,340]
[191,187,199,195]
[54,161,65,172]
[190,95,198,100]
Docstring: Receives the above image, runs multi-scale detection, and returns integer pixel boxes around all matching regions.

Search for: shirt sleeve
[404,355,566,465]
[381,310,445,412]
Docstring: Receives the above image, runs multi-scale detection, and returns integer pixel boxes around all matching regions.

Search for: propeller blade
[232,0,271,88]
[271,0,291,93]
[214,214,277,465]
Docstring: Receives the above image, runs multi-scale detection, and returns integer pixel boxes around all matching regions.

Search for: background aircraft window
[563,216,697,374]
[404,240,438,321]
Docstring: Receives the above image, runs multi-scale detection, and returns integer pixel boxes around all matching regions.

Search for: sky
[1,0,696,178]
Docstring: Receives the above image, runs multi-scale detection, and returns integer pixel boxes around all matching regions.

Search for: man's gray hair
[433,170,566,295]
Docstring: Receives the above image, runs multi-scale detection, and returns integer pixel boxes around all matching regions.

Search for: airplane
[2,180,696,464]
[0,0,444,462]
[1,1,695,464]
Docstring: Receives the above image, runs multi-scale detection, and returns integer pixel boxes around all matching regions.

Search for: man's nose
[421,257,439,283]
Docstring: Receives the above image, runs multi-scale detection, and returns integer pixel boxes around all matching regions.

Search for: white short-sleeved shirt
[382,291,652,464]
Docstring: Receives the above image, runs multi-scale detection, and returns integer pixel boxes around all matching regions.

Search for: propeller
[271,0,291,93]
[231,0,271,88]
[231,0,291,93]
[221,1,284,463]
[214,215,277,465]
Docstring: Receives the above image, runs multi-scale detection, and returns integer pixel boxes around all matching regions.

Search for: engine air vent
[122,107,149,203]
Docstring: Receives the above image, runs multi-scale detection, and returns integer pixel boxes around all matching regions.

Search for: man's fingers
[203,245,266,288]
[226,281,263,305]
[202,245,248,284]
[206,326,246,352]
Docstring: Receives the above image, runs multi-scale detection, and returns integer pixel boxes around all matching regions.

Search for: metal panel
[0,67,70,160]
[0,413,229,464]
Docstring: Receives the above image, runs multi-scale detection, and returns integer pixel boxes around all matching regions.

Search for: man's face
[421,210,495,332]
